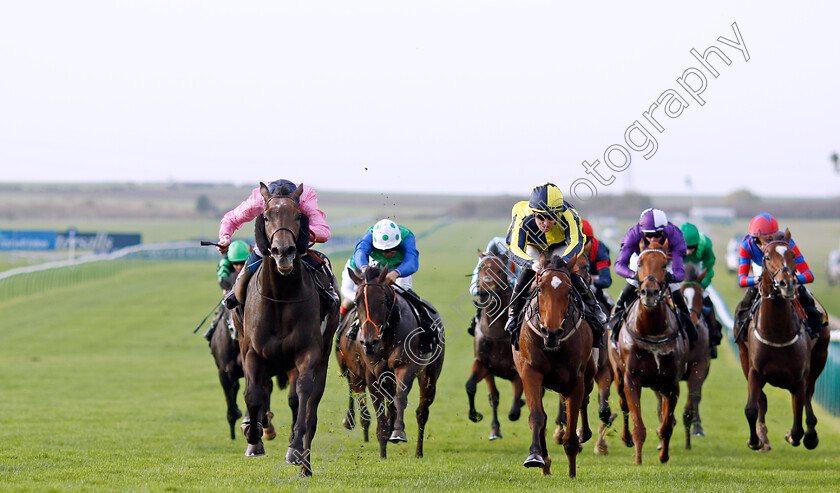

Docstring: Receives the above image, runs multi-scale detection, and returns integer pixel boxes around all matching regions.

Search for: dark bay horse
[466,250,524,440]
[608,237,686,465]
[348,266,444,459]
[210,304,245,440]
[737,230,830,452]
[334,307,372,442]
[678,264,711,446]
[552,241,616,455]
[239,183,340,475]
[513,253,595,478]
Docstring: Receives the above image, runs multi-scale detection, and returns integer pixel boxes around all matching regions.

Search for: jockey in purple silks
[608,208,697,346]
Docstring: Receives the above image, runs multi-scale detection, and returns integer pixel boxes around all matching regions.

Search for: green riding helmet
[227,240,250,263]
[680,222,700,248]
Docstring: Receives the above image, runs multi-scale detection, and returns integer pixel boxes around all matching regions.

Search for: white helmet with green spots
[372,219,402,250]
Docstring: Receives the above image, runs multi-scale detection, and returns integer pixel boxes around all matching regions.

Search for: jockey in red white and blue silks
[609,208,696,345]
[581,220,612,291]
[733,213,824,339]
[736,213,813,288]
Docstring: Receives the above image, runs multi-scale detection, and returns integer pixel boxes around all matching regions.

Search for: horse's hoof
[286,447,304,465]
[578,427,592,444]
[656,442,662,451]
[785,431,801,447]
[523,453,545,468]
[245,442,265,457]
[508,410,521,422]
[804,430,819,450]
[691,424,706,437]
[489,432,503,440]
[263,425,277,441]
[553,425,564,444]
[594,443,608,455]
[389,430,408,443]
[469,411,483,423]
[342,416,355,430]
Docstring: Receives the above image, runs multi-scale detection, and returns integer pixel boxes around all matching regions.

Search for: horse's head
[681,263,706,325]
[534,253,580,350]
[474,250,510,309]
[260,182,305,275]
[759,229,797,299]
[575,241,593,287]
[349,265,397,356]
[636,237,670,309]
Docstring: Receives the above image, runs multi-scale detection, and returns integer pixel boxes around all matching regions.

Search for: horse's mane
[684,263,702,282]
[365,265,385,282]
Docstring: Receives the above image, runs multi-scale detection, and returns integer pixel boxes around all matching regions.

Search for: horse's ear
[569,255,580,274]
[348,266,363,285]
[758,231,768,246]
[477,249,485,258]
[291,184,304,202]
[539,252,548,267]
[698,269,706,283]
[377,265,389,283]
[260,182,272,201]
[663,237,670,255]
[638,237,646,251]
[784,228,791,243]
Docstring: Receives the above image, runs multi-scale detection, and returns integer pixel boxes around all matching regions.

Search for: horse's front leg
[465,360,488,423]
[595,362,614,455]
[623,373,646,465]
[520,367,550,475]
[366,375,391,458]
[509,374,525,421]
[298,364,328,476]
[658,386,678,463]
[785,382,806,447]
[562,377,585,478]
[287,359,316,468]
[242,350,268,456]
[745,368,765,451]
[390,365,417,444]
[486,376,502,440]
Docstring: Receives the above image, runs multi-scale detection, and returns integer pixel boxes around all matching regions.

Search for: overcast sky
[1,1,838,200]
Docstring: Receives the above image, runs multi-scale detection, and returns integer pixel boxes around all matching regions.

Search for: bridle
[356,281,398,339]
[637,248,668,307]
[264,196,300,248]
[526,266,583,343]
[759,240,797,298]
[473,255,512,308]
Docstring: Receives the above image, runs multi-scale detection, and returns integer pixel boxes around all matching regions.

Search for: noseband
[264,197,300,247]
[760,240,797,297]
[527,267,582,343]
[637,249,668,306]
[357,282,398,339]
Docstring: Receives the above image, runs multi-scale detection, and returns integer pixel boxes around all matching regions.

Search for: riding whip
[192,298,224,333]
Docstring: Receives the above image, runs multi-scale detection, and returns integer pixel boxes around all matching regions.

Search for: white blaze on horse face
[775,245,788,258]
[550,277,562,289]
[684,287,696,303]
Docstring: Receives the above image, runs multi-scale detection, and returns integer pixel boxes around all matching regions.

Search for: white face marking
[683,287,695,302]
[775,245,788,257]
[550,277,562,289]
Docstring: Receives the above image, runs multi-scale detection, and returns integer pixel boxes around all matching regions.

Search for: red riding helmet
[748,213,779,238]
[581,220,594,240]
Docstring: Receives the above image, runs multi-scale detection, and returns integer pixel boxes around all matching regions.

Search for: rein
[759,240,796,298]
[626,247,679,345]
[358,281,398,338]
[526,267,583,343]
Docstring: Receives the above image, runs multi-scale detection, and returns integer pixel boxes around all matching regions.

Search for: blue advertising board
[55,231,142,253]
[0,230,57,250]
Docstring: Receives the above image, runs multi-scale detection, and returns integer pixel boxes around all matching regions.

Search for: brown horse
[347,265,444,459]
[238,183,340,475]
[678,263,711,446]
[608,237,686,465]
[736,229,830,452]
[466,251,524,440]
[552,241,615,455]
[513,253,595,478]
[334,307,372,442]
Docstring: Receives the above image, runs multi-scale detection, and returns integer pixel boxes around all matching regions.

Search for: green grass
[0,219,839,492]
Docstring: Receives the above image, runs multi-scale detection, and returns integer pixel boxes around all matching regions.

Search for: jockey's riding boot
[609,283,637,342]
[204,306,225,342]
[571,273,606,348]
[226,254,258,309]
[504,269,535,347]
[468,306,480,337]
[797,286,825,339]
[734,286,759,341]
[702,296,723,346]
[672,289,697,348]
